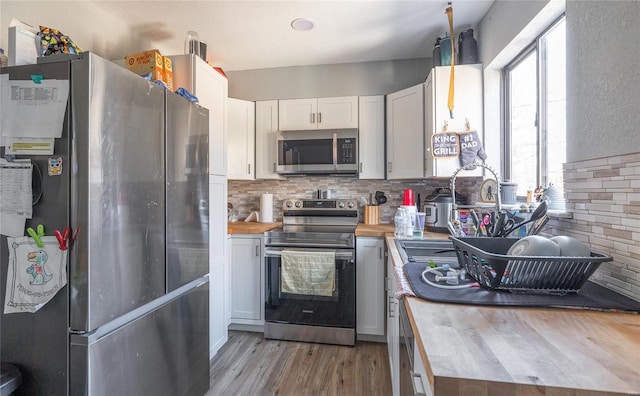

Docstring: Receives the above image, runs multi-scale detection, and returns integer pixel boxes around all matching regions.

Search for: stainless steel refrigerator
[1,53,210,395]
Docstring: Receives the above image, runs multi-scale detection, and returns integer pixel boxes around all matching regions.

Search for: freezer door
[70,53,166,332]
[69,278,210,396]
[165,92,210,291]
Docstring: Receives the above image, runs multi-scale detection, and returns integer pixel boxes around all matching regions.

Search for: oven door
[264,247,355,328]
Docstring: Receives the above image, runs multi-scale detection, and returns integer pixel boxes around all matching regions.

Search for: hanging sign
[431,132,459,158]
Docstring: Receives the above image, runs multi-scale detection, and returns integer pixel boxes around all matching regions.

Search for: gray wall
[477,0,640,163]
[566,1,640,162]
[226,58,431,100]
[477,0,551,69]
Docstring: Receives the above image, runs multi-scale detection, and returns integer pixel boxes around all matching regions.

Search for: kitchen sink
[395,238,459,266]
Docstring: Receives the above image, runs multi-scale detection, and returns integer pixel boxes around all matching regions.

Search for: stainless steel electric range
[264,198,358,346]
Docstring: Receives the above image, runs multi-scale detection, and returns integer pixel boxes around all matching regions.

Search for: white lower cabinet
[209,176,228,358]
[413,343,433,396]
[226,235,231,326]
[386,257,400,396]
[229,235,264,325]
[356,237,385,336]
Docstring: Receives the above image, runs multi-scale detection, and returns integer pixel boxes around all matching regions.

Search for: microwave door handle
[333,132,338,170]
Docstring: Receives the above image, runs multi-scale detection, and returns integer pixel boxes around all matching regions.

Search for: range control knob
[285,201,293,208]
[295,201,302,208]
[338,202,345,208]
[347,201,355,208]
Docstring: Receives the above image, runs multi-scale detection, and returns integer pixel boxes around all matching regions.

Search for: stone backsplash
[228,176,482,224]
[545,152,640,302]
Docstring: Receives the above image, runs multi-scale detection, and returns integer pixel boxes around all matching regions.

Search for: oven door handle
[264,248,354,260]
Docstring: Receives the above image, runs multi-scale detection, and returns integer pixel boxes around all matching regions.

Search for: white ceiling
[92,1,494,71]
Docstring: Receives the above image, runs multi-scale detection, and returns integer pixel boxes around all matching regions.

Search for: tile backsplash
[545,152,640,302]
[228,176,482,223]
[229,151,640,303]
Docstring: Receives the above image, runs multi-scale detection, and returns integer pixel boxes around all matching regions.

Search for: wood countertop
[227,222,281,235]
[356,223,450,239]
[355,223,395,237]
[386,236,640,396]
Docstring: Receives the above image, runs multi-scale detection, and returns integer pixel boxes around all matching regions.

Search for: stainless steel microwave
[276,129,358,175]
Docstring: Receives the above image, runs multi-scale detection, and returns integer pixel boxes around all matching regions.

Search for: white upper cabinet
[278,96,358,130]
[425,64,484,177]
[278,98,317,130]
[170,54,228,176]
[255,100,282,180]
[227,98,255,180]
[386,84,424,180]
[317,96,358,129]
[358,96,385,179]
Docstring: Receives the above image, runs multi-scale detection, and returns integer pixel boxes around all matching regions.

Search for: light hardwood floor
[207,331,392,396]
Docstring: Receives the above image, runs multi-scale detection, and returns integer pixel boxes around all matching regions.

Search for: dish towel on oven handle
[4,236,68,314]
[281,250,335,297]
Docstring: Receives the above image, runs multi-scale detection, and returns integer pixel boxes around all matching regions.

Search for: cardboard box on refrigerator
[162,56,174,91]
[124,49,164,84]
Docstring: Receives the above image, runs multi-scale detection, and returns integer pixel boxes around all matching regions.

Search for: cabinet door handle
[311,113,315,123]
[318,112,322,123]
[388,296,396,318]
[359,162,363,173]
[273,162,277,173]
[256,245,260,257]
[247,164,251,174]
[410,371,427,396]
[379,247,383,259]
[388,162,392,173]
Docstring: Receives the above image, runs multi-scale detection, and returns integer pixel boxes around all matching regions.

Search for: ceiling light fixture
[291,18,314,31]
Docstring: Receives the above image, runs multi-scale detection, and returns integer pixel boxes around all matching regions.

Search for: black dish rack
[450,237,612,295]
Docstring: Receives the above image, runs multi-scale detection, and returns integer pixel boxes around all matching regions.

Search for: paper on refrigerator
[4,236,68,314]
[0,158,33,220]
[0,213,27,238]
[5,137,55,155]
[0,76,69,139]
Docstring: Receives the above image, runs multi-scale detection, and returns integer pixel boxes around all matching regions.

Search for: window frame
[502,15,566,189]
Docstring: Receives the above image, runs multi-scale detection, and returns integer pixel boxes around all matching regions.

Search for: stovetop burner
[265,198,359,249]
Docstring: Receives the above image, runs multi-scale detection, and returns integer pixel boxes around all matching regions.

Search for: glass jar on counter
[394,207,407,238]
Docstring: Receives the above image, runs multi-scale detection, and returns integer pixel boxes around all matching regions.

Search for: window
[503,16,566,203]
